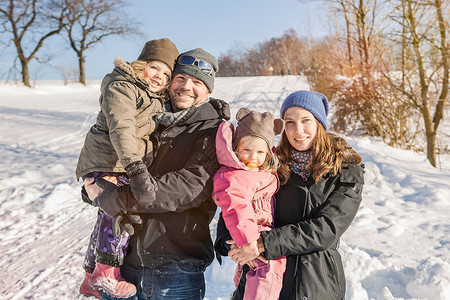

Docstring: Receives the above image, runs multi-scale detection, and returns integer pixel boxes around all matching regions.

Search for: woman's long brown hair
[276,119,344,185]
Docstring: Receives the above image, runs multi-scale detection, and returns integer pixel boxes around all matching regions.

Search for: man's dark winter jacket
[122,98,230,270]
[215,135,364,300]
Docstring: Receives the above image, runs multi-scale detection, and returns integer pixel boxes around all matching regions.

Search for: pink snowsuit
[213,121,286,300]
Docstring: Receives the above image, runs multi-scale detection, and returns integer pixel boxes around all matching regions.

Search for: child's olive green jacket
[76,57,164,180]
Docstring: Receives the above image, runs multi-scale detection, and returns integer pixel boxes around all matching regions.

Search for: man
[85,48,230,299]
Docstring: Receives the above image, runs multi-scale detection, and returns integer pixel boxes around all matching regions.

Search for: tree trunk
[422,106,437,167]
[14,37,31,87]
[358,0,370,74]
[78,52,86,85]
[340,0,354,74]
[432,0,448,132]
[401,0,407,88]
[407,0,436,166]
[20,57,31,87]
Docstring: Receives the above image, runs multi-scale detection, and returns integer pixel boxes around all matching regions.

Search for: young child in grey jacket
[76,38,179,299]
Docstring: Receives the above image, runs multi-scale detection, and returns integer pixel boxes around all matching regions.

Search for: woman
[215,90,364,299]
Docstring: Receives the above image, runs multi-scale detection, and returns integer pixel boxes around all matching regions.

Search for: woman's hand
[227,237,268,266]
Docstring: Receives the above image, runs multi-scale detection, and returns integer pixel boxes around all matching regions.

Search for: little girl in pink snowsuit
[213,107,286,300]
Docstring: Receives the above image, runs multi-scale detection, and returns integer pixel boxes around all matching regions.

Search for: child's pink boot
[79,271,102,299]
[89,263,137,298]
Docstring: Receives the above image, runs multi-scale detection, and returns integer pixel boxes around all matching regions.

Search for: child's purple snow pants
[83,173,130,273]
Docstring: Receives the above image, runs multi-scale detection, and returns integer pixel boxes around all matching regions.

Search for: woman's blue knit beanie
[280,90,329,130]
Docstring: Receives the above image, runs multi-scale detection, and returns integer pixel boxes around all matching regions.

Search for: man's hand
[83,177,142,237]
[84,177,105,200]
[88,178,128,219]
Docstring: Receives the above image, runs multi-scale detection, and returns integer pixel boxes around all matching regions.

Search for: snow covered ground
[0,76,449,299]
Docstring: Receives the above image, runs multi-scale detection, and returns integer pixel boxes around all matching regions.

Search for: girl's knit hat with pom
[233,107,285,150]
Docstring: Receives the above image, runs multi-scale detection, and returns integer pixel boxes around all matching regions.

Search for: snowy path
[0,77,449,299]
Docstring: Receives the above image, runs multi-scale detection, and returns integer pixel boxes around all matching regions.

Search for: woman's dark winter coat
[215,135,364,300]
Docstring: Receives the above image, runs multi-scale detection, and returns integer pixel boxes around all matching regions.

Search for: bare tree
[383,0,448,166]
[296,0,447,165]
[270,29,306,75]
[324,0,409,142]
[0,0,66,87]
[335,0,381,75]
[216,55,240,77]
[61,0,139,85]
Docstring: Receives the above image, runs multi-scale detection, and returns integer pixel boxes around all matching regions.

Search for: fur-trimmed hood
[330,133,363,165]
[99,57,158,98]
[113,56,137,78]
[215,121,252,170]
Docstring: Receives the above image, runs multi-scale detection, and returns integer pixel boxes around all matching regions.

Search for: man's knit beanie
[233,108,285,150]
[137,38,179,71]
[280,90,329,130]
[173,48,218,92]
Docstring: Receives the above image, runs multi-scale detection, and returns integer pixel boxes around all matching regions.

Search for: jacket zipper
[136,228,145,267]
[152,125,175,172]
[330,253,343,296]
[136,125,174,266]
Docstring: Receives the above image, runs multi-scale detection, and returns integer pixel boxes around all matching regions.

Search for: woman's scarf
[290,149,312,181]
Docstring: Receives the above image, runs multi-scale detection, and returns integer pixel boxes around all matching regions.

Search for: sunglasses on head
[178,55,213,75]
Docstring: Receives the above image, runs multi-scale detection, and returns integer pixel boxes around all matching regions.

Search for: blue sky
[1,0,328,80]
